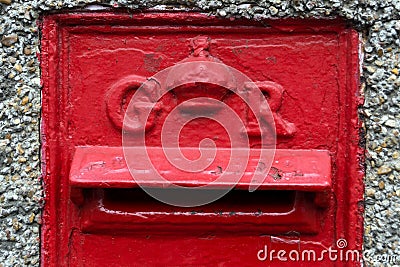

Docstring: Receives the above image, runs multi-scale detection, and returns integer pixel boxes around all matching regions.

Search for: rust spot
[269,166,283,180]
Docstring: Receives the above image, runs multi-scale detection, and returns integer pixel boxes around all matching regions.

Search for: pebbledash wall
[0,0,399,266]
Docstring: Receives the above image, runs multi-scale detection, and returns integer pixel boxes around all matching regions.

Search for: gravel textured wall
[0,0,399,266]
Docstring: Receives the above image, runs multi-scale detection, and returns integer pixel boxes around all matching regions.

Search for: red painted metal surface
[40,12,363,266]
[70,147,331,190]
[80,190,321,234]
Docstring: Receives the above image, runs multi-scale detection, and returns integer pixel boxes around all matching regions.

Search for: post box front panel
[41,13,363,266]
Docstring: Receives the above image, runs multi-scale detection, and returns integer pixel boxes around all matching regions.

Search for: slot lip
[69,146,332,191]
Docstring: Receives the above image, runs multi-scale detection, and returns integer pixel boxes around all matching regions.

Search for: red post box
[41,12,363,266]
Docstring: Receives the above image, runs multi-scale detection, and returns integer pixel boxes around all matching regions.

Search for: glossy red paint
[70,147,331,190]
[40,12,363,266]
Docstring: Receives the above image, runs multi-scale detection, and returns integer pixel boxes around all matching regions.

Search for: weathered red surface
[40,12,363,266]
[70,147,331,190]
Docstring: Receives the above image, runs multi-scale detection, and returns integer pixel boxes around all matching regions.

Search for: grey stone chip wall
[0,0,399,266]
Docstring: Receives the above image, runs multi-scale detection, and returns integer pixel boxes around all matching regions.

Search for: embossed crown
[165,36,237,106]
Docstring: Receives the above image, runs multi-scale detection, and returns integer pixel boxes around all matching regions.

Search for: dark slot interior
[96,188,298,214]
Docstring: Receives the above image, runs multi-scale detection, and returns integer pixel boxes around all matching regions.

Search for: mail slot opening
[70,146,331,235]
[100,188,298,213]
[79,187,322,234]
